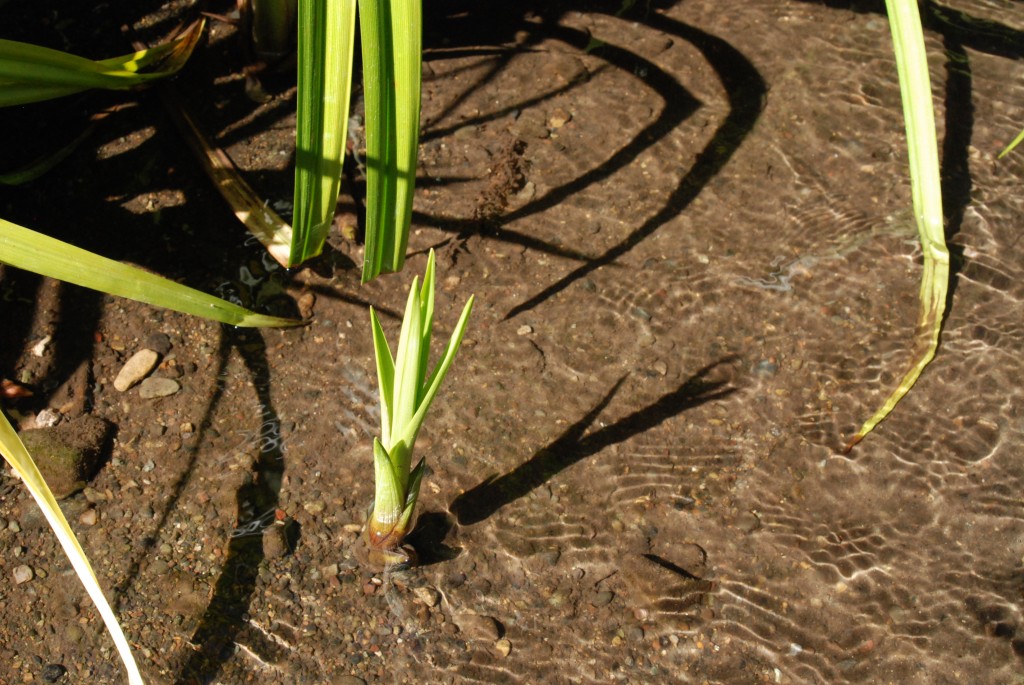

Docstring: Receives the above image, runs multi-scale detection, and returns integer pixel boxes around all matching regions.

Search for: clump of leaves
[365,250,472,567]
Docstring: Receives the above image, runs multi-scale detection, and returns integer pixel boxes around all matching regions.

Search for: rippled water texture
[216,1,1024,682]
[4,0,1024,683]
[397,1,1024,682]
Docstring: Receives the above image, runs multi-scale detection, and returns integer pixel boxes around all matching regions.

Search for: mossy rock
[18,416,113,499]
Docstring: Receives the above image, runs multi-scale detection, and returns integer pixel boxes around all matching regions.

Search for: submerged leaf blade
[0,217,298,328]
[847,0,949,448]
[0,413,144,684]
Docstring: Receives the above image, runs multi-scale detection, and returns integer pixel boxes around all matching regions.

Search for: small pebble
[144,333,172,356]
[515,181,536,203]
[547,108,572,128]
[592,590,615,607]
[114,349,160,392]
[517,325,533,336]
[12,564,33,584]
[413,585,440,607]
[34,409,61,428]
[298,292,316,319]
[41,664,67,683]
[262,521,291,559]
[32,334,52,357]
[653,360,668,376]
[454,613,502,641]
[79,508,98,526]
[138,377,180,399]
[494,638,512,657]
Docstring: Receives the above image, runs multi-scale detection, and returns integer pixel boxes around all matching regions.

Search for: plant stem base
[353,529,418,571]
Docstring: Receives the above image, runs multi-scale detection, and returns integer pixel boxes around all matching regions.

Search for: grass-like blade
[157,84,294,266]
[0,119,99,185]
[0,412,144,684]
[291,0,356,266]
[998,126,1024,159]
[0,217,299,328]
[360,0,422,282]
[846,0,950,450]
[0,20,204,107]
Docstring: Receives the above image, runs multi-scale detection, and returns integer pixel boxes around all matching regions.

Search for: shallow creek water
[3,0,1024,683]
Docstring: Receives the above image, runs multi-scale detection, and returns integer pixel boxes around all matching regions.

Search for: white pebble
[114,349,159,392]
[12,564,33,584]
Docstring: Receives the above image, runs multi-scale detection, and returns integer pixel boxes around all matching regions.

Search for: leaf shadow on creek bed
[415,1,769,321]
[172,328,290,685]
[409,357,739,565]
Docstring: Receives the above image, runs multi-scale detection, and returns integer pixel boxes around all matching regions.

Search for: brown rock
[18,416,112,499]
[454,613,502,641]
[138,377,180,399]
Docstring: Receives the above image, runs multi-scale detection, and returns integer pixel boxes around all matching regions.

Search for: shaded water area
[2,0,1024,683]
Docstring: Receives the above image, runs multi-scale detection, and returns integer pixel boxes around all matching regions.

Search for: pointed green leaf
[0,20,204,107]
[291,0,356,266]
[388,0,422,275]
[0,217,299,328]
[405,295,474,446]
[359,0,398,282]
[0,413,143,684]
[370,306,395,442]
[396,457,425,532]
[417,250,436,396]
[371,437,403,524]
[390,275,423,446]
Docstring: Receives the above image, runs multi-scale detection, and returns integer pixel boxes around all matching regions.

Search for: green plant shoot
[846,0,950,450]
[998,126,1024,159]
[291,0,422,281]
[366,250,472,560]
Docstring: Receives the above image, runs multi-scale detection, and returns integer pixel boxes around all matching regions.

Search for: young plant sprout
[365,249,472,566]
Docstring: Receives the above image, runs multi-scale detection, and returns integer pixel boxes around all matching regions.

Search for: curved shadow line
[177,328,286,684]
[421,34,542,135]
[504,16,766,319]
[411,210,599,263]
[450,356,739,526]
[499,22,702,227]
[422,64,612,143]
